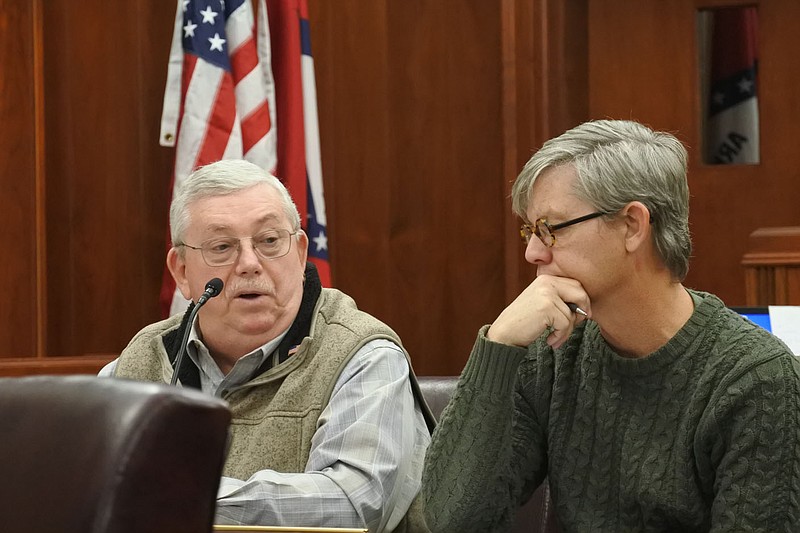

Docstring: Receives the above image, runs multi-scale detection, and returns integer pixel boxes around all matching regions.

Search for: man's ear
[621,201,652,253]
[167,247,192,300]
[295,229,309,266]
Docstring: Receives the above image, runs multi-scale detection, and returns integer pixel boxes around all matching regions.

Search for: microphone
[169,278,224,386]
[197,277,224,306]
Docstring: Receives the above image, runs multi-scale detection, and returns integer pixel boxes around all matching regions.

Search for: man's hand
[487,275,591,349]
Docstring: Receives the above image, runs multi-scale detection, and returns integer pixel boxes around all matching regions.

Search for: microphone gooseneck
[169,278,224,386]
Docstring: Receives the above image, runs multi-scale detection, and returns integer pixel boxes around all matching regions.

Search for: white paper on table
[768,306,800,356]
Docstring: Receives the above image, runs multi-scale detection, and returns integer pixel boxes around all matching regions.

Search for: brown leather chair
[0,375,231,533]
[418,376,561,533]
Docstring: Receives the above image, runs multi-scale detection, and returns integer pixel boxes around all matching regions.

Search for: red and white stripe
[159,0,277,316]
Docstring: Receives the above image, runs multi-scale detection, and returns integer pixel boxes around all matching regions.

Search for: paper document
[768,306,800,355]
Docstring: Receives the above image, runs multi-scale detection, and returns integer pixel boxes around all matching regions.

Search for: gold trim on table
[214,526,368,532]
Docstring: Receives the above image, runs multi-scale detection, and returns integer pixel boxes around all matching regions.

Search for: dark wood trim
[0,355,116,377]
[694,0,756,8]
[33,0,47,357]
[506,0,590,298]
[501,0,520,305]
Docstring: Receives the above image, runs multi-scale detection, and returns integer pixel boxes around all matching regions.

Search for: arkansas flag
[159,0,331,317]
[705,6,759,164]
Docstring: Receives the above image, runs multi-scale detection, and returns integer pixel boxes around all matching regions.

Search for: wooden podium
[741,227,800,305]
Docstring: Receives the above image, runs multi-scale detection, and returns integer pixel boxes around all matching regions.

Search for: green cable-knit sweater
[422,290,800,532]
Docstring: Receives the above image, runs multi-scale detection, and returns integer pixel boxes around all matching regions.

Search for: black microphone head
[205,278,224,297]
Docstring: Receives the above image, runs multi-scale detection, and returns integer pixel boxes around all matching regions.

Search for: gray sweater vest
[115,288,407,480]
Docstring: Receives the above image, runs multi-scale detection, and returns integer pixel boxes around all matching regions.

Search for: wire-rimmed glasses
[179,229,298,266]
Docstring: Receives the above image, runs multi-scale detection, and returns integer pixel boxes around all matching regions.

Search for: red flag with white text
[705,6,759,164]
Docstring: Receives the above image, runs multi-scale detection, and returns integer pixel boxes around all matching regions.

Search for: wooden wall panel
[509,0,589,297]
[309,0,508,375]
[742,227,800,305]
[309,0,393,314]
[688,0,800,305]
[0,1,40,357]
[0,355,112,377]
[587,0,800,306]
[42,0,173,356]
[588,1,695,131]
[5,0,799,376]
[0,1,637,372]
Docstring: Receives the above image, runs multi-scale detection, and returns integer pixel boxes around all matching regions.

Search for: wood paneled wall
[310,0,511,374]
[309,0,588,374]
[1,0,173,373]
[1,0,42,357]
[586,0,800,303]
[41,0,174,358]
[1,0,799,377]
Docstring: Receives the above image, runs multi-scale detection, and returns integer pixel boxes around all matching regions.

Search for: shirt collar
[185,321,290,396]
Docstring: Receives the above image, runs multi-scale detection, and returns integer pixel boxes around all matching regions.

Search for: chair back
[417,376,561,533]
[0,375,231,533]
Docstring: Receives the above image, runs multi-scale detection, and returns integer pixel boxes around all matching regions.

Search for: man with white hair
[102,159,432,532]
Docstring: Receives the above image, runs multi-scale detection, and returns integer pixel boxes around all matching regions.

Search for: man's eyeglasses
[179,229,298,266]
[520,211,607,248]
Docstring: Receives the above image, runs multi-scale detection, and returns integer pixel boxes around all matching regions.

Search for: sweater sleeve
[421,327,546,533]
[698,352,800,532]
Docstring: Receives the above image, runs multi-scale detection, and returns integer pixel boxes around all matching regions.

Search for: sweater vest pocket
[224,411,319,480]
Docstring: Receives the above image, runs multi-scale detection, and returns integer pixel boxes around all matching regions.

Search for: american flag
[159,0,331,316]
